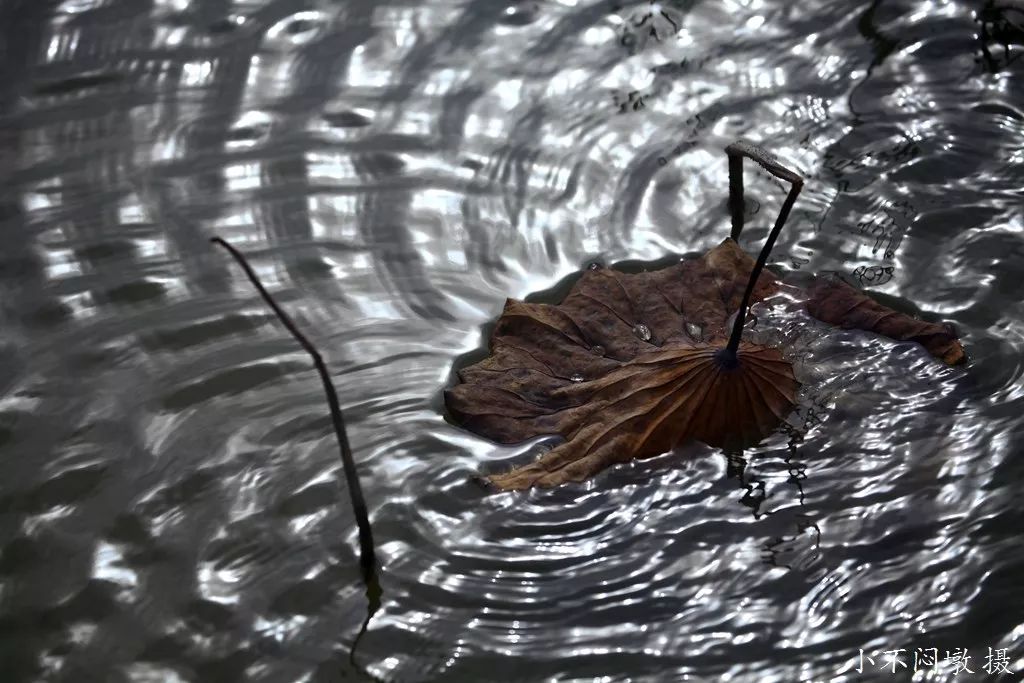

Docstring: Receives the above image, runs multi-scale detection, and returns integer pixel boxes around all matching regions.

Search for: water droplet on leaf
[591,345,605,356]
[569,373,585,383]
[633,323,652,342]
[685,322,703,340]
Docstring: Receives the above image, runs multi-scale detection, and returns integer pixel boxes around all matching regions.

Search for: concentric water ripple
[2,1,1023,681]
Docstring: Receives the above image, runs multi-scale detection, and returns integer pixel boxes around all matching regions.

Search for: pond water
[1,1,1023,681]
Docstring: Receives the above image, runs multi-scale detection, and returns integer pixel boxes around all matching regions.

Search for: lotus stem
[210,238,379,591]
[720,141,804,365]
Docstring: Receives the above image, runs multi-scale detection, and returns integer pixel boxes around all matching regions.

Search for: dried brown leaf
[447,140,966,491]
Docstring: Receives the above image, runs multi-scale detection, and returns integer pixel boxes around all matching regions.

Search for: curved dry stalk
[209,238,381,654]
[719,140,804,366]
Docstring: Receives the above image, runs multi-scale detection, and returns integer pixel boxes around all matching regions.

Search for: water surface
[1,1,1023,681]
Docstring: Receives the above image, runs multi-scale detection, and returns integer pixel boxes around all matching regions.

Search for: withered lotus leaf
[446,140,965,491]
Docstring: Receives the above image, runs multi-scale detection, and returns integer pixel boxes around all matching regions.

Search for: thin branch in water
[209,237,380,606]
[718,140,804,366]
